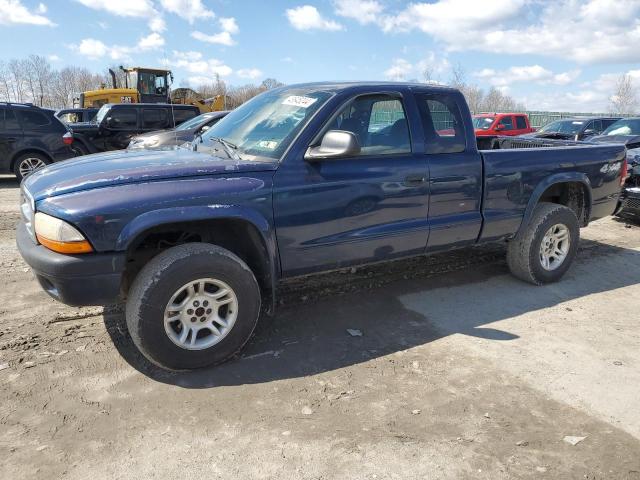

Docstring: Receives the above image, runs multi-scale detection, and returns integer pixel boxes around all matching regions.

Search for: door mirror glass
[200,125,210,132]
[104,116,115,127]
[305,130,361,161]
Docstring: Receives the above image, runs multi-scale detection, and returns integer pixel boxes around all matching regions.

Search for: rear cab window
[172,108,198,126]
[515,115,528,129]
[414,93,467,154]
[143,108,169,129]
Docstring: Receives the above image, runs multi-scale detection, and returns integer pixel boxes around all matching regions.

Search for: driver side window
[333,94,411,156]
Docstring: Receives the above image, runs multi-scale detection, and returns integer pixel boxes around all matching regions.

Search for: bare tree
[26,55,53,106]
[609,73,638,115]
[8,59,26,103]
[261,78,283,90]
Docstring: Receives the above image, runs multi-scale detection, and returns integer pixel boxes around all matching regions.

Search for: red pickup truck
[473,113,535,136]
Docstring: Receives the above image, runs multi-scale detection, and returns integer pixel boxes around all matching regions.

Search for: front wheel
[507,202,579,285]
[13,153,50,181]
[126,243,261,370]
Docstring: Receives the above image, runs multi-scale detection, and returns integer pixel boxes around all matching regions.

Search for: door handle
[403,174,426,187]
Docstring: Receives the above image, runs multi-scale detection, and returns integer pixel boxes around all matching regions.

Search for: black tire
[13,153,51,181]
[507,202,579,285]
[70,142,89,157]
[125,243,261,370]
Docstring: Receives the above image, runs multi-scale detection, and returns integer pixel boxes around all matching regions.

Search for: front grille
[623,196,640,212]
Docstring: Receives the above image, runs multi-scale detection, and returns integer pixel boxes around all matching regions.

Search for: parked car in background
[56,108,99,124]
[0,102,77,180]
[473,113,534,136]
[616,147,640,221]
[590,118,640,150]
[16,82,627,370]
[524,117,621,141]
[69,103,200,154]
[127,111,229,150]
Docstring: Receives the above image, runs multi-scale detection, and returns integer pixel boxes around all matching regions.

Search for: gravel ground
[0,174,639,479]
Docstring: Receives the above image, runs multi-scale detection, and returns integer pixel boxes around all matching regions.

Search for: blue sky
[1,0,639,111]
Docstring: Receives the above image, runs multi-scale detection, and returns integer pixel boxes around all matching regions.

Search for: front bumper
[617,188,640,219]
[16,222,126,306]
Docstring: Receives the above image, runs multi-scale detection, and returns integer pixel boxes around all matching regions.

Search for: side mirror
[583,129,595,136]
[305,130,361,161]
[495,124,505,131]
[200,125,210,132]
[104,116,115,128]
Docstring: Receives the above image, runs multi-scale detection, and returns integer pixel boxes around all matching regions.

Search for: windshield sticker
[282,96,318,108]
[257,140,278,150]
[572,121,584,125]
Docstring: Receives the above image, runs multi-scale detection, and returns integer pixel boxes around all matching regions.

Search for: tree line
[0,54,637,115]
[0,54,284,110]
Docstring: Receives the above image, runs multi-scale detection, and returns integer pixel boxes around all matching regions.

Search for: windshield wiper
[209,136,241,160]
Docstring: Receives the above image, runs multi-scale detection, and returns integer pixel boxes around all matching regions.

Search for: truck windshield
[601,118,640,136]
[473,116,494,130]
[199,87,332,160]
[176,114,213,131]
[94,105,110,124]
[538,120,584,134]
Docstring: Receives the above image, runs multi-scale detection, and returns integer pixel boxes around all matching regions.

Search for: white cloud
[383,52,451,81]
[237,68,262,80]
[219,17,238,34]
[137,32,164,50]
[191,30,234,46]
[376,0,640,65]
[191,16,239,46]
[72,31,165,61]
[149,16,166,32]
[334,0,383,25]
[47,54,60,61]
[0,0,55,26]
[163,50,232,79]
[75,0,155,18]
[474,65,581,87]
[286,5,344,31]
[159,0,214,23]
[75,38,109,59]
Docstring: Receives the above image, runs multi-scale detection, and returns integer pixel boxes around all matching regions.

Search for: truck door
[412,92,483,251]
[273,91,430,276]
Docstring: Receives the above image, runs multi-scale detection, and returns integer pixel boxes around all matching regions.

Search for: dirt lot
[1,174,639,479]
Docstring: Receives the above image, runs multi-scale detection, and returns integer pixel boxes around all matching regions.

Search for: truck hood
[590,134,640,149]
[23,148,278,201]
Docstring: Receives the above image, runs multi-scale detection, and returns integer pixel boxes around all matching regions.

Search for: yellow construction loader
[78,67,226,113]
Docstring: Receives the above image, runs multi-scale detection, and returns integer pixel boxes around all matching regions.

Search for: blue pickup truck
[17,82,627,370]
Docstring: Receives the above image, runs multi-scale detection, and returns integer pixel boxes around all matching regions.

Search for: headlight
[34,212,93,254]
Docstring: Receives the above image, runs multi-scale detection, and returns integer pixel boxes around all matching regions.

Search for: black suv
[70,103,200,153]
[0,102,77,180]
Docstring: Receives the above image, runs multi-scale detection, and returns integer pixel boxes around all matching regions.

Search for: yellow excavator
[78,66,226,113]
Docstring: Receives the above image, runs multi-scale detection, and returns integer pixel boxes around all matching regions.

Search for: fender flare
[116,204,279,312]
[10,147,53,170]
[516,172,593,237]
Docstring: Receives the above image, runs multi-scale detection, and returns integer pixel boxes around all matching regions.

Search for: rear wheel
[507,202,579,285]
[70,142,89,157]
[125,243,261,370]
[13,153,50,181]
